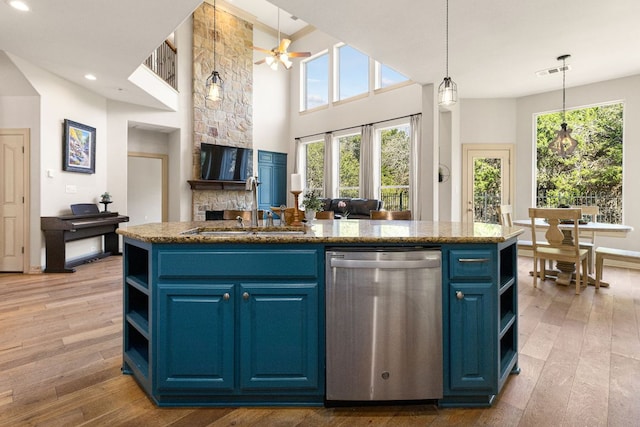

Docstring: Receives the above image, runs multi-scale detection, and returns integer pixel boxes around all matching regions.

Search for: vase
[305,210,316,221]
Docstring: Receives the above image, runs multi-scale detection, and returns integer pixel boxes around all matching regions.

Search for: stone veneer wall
[192,3,254,220]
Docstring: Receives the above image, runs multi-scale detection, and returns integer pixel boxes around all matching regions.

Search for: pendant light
[438,0,457,106]
[205,0,223,101]
[549,54,577,157]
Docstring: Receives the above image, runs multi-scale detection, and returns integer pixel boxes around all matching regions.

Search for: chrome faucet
[245,176,259,227]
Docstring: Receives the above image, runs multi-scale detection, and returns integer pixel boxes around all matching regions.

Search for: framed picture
[63,119,96,174]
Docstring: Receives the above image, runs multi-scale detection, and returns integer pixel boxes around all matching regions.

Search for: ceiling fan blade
[253,46,274,55]
[278,38,291,52]
[287,52,311,58]
[254,58,267,65]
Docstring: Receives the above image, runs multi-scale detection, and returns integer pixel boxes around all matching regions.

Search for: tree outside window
[338,134,361,197]
[536,103,623,223]
[380,126,410,210]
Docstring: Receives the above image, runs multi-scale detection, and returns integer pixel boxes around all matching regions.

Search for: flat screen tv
[200,143,253,181]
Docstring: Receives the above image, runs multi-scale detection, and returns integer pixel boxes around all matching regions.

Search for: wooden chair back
[223,210,264,221]
[529,208,581,250]
[315,210,334,219]
[497,204,514,226]
[370,210,412,220]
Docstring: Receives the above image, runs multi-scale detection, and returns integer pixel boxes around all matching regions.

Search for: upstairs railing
[144,39,177,90]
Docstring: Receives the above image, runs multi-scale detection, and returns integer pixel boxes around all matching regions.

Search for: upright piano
[41,204,129,273]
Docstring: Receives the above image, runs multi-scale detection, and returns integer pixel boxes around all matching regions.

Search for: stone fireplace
[191,2,254,220]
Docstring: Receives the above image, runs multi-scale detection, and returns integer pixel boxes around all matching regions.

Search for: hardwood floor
[0,256,639,426]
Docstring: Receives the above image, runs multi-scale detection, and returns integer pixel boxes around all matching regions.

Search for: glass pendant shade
[205,71,223,101]
[438,77,457,106]
[550,122,578,157]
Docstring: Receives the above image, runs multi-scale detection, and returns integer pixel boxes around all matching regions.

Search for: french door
[461,144,514,224]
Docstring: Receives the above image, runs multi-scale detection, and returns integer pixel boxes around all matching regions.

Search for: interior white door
[462,144,514,224]
[1,129,27,272]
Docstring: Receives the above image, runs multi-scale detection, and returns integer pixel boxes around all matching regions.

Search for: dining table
[512,218,634,288]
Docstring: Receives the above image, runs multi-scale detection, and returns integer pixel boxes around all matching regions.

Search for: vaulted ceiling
[1,0,639,105]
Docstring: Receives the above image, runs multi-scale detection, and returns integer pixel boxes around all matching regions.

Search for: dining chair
[315,210,335,219]
[528,207,589,294]
[370,210,412,220]
[497,204,545,263]
[571,205,599,274]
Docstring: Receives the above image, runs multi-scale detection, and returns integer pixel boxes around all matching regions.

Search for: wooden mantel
[188,180,247,191]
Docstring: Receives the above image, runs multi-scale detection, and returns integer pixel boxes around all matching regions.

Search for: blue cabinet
[122,240,325,406]
[257,150,287,211]
[440,241,519,407]
[157,285,235,392]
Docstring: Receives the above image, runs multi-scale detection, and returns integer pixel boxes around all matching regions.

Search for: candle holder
[290,190,303,226]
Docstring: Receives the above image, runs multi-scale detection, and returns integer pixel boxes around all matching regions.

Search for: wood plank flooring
[0,256,639,426]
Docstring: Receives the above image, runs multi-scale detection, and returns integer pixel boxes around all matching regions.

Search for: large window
[379,125,410,210]
[336,45,369,101]
[338,134,361,197]
[536,103,623,223]
[302,53,329,110]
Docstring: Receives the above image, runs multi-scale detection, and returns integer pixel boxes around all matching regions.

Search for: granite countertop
[117,219,524,244]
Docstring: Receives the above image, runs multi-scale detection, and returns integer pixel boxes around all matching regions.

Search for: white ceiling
[1,0,639,106]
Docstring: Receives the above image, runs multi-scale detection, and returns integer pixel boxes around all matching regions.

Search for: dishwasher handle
[330,257,440,270]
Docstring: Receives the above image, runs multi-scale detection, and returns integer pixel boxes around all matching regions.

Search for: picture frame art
[63,119,96,174]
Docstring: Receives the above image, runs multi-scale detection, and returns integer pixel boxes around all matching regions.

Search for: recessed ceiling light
[84,74,97,81]
[7,0,30,11]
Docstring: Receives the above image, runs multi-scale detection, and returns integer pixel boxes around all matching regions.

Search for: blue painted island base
[121,233,520,408]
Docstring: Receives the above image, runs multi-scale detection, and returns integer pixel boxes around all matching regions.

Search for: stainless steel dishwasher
[326,248,442,402]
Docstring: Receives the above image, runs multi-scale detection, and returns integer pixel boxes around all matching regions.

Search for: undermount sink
[181,226,307,237]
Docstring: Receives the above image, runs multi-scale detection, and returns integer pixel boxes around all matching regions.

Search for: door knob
[243,292,250,300]
[223,293,230,301]
[456,290,464,300]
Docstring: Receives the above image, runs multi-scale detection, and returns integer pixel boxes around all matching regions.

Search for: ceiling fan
[254,8,310,70]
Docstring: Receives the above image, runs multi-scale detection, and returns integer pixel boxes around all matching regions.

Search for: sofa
[320,198,383,219]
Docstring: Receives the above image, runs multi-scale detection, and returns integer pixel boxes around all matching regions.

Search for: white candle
[291,173,302,192]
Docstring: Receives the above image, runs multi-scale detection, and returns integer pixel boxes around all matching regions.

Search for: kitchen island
[118,219,523,408]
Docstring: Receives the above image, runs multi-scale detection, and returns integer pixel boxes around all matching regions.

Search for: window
[338,133,361,197]
[376,63,409,89]
[379,124,410,210]
[336,45,369,101]
[535,103,623,223]
[304,140,325,195]
[302,53,329,110]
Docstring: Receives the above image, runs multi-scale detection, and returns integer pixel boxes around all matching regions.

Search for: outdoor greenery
[471,103,623,224]
[536,103,623,199]
[305,142,324,192]
[304,127,410,208]
[338,134,361,197]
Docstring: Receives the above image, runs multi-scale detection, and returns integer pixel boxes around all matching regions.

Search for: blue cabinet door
[447,281,496,392]
[239,283,320,391]
[156,285,235,392]
[258,150,287,211]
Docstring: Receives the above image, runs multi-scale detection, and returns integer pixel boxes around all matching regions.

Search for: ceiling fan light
[282,57,293,69]
[438,77,457,106]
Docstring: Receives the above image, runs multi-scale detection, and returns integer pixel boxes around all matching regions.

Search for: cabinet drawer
[449,250,494,280]
[158,249,319,279]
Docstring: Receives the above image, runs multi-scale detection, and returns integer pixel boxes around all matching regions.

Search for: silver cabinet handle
[223,293,230,301]
[456,290,464,300]
[243,292,250,300]
[458,258,490,263]
[330,258,440,269]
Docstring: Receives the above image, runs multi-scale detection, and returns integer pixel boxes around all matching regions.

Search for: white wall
[252,27,289,157]
[8,54,109,265]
